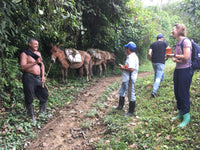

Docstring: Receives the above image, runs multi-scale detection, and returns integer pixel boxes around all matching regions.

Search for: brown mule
[87,48,107,78]
[100,50,115,74]
[50,44,92,85]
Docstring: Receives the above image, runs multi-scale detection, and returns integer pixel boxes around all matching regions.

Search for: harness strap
[60,57,66,62]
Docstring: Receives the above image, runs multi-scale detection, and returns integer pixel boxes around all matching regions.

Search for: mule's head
[50,44,61,63]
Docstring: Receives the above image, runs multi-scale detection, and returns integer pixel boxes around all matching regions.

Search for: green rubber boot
[172,111,182,120]
[177,113,190,128]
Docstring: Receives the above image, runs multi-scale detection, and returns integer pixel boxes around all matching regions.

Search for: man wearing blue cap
[148,34,168,97]
[116,41,139,116]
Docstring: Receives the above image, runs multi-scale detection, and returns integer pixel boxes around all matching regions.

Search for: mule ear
[57,44,62,47]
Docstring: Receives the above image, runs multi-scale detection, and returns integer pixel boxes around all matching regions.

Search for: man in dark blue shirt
[148,34,168,97]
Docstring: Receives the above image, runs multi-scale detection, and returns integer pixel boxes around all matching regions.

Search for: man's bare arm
[148,49,152,60]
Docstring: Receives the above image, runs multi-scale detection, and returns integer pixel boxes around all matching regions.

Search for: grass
[1,59,200,149]
[0,77,93,150]
[85,108,98,118]
[94,59,200,149]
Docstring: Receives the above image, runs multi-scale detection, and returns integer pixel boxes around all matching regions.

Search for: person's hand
[35,57,43,65]
[166,54,174,58]
[42,76,46,83]
[119,64,124,70]
[37,57,42,64]
[172,57,183,63]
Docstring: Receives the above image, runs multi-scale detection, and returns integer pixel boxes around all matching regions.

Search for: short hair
[174,23,186,36]
[28,38,38,44]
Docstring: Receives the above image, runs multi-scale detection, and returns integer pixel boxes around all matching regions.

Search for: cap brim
[157,36,164,38]
[124,44,128,47]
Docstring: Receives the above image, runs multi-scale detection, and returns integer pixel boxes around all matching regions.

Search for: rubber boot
[116,96,125,110]
[172,111,182,120]
[26,103,36,122]
[177,113,190,128]
[39,102,47,114]
[125,101,135,116]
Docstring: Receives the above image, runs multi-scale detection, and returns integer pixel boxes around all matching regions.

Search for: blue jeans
[119,80,136,102]
[161,72,164,81]
[152,63,165,93]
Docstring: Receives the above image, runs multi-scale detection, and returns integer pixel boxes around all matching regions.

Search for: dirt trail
[26,72,151,150]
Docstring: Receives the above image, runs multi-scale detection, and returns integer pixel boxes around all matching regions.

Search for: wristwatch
[173,54,176,57]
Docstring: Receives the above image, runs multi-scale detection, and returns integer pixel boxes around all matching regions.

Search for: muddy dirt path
[26,72,151,150]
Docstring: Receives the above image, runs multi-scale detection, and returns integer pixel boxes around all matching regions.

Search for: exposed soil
[26,72,151,150]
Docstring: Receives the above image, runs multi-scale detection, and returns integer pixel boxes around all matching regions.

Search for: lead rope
[42,63,52,90]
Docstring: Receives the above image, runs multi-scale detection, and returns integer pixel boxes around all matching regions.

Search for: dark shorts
[22,72,49,104]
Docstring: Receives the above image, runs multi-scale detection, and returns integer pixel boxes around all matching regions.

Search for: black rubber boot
[116,96,125,110]
[125,101,135,116]
[39,102,47,114]
[26,103,36,122]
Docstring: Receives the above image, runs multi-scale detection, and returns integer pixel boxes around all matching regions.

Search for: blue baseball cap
[124,42,137,51]
[157,34,164,39]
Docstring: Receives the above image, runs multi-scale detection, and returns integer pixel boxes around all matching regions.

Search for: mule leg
[64,68,68,85]
[99,64,102,78]
[84,64,90,82]
[61,67,65,83]
[83,53,92,81]
[78,67,84,80]
[89,59,92,80]
[111,61,115,74]
[107,60,115,75]
[90,65,94,79]
[103,62,107,77]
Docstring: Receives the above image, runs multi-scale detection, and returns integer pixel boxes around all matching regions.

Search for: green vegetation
[0,78,92,149]
[1,0,200,149]
[1,56,200,149]
[94,60,200,149]
[0,0,197,108]
[85,108,98,118]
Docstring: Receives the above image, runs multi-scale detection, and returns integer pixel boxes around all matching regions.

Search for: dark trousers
[173,67,193,115]
[22,72,49,105]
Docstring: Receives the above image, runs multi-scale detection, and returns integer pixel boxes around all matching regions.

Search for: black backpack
[181,38,200,70]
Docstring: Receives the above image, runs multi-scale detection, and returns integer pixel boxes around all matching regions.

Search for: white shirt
[121,52,139,82]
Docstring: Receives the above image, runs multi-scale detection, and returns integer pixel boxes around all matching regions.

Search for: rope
[42,63,52,88]
[46,63,52,78]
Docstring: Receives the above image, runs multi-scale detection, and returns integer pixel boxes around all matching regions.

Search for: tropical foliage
[180,0,200,41]
[1,0,200,149]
